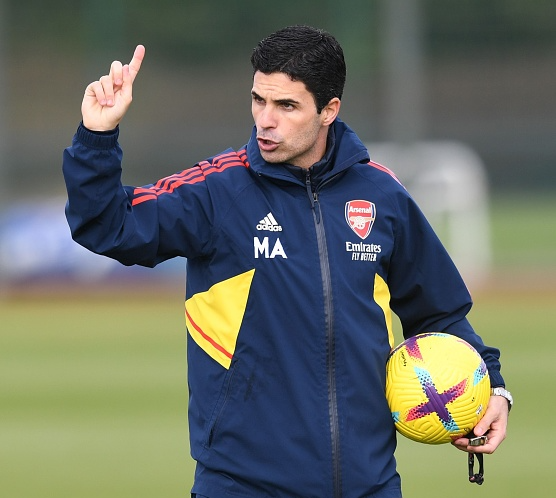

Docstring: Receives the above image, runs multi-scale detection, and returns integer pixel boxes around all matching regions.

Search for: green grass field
[1,193,555,497]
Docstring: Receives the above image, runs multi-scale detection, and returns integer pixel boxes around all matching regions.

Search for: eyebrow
[251,90,300,107]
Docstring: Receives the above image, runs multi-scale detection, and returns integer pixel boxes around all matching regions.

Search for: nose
[254,104,277,130]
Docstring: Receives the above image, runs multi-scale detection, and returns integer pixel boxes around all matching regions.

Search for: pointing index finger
[128,44,145,82]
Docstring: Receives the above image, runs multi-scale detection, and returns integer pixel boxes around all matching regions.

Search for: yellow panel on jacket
[185,269,255,368]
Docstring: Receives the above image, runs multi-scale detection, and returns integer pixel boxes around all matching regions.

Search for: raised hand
[81,45,145,131]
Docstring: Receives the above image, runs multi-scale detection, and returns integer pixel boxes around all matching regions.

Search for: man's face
[251,71,331,169]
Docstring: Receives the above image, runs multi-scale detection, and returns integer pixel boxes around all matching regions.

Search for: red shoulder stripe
[367,161,403,186]
[132,149,249,206]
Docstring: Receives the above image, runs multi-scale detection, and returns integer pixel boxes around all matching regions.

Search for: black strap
[468,452,484,485]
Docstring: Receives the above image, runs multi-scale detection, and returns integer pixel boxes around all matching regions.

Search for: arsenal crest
[345,200,376,240]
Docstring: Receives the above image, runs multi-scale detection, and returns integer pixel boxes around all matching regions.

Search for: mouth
[257,137,280,153]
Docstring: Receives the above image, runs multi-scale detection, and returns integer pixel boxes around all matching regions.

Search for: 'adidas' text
[257,212,283,232]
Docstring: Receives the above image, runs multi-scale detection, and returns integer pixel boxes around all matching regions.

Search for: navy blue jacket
[63,118,503,498]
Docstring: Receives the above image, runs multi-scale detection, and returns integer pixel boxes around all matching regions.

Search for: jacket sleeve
[62,124,214,267]
[387,189,505,387]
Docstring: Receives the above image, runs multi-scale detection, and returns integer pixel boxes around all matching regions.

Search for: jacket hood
[246,118,370,185]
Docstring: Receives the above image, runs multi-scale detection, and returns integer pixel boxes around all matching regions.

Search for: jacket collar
[246,118,370,185]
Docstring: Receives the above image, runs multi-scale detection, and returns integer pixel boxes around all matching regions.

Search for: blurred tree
[424,0,556,57]
[3,0,555,192]
[0,0,6,207]
[7,0,556,61]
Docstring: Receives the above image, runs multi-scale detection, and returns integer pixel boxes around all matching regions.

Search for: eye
[280,102,295,111]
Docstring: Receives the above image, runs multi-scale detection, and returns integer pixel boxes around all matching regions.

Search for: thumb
[472,418,490,437]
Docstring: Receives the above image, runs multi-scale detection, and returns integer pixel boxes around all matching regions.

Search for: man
[63,25,510,498]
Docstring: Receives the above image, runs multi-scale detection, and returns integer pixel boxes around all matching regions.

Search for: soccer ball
[385,332,490,444]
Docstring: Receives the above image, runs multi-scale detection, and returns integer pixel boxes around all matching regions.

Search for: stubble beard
[258,124,325,168]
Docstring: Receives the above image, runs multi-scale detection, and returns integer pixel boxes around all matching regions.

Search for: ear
[321,98,341,126]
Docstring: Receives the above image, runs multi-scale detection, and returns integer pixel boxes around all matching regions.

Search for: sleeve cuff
[75,122,120,150]
[488,370,505,388]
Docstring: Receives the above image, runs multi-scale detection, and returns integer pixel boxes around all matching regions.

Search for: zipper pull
[305,170,314,208]
[305,170,321,224]
[313,191,321,224]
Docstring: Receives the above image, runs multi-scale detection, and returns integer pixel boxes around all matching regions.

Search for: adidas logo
[256,212,283,232]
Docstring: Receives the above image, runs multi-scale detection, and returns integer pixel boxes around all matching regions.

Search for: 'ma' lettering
[254,237,288,259]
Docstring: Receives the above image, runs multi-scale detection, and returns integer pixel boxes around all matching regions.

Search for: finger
[451,437,472,452]
[120,64,133,100]
[99,74,115,106]
[472,412,496,437]
[110,60,124,87]
[85,80,108,106]
[466,440,496,455]
[453,430,504,454]
[452,439,486,455]
[128,44,145,82]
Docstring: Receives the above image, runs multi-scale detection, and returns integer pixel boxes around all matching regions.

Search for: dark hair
[250,25,346,113]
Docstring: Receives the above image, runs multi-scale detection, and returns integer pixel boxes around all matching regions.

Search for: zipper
[305,169,342,498]
[305,170,321,224]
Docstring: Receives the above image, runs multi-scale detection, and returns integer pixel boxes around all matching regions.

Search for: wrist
[491,387,513,412]
[81,121,119,134]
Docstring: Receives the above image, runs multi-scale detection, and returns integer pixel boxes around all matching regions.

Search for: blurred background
[1,0,555,289]
[1,1,555,497]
